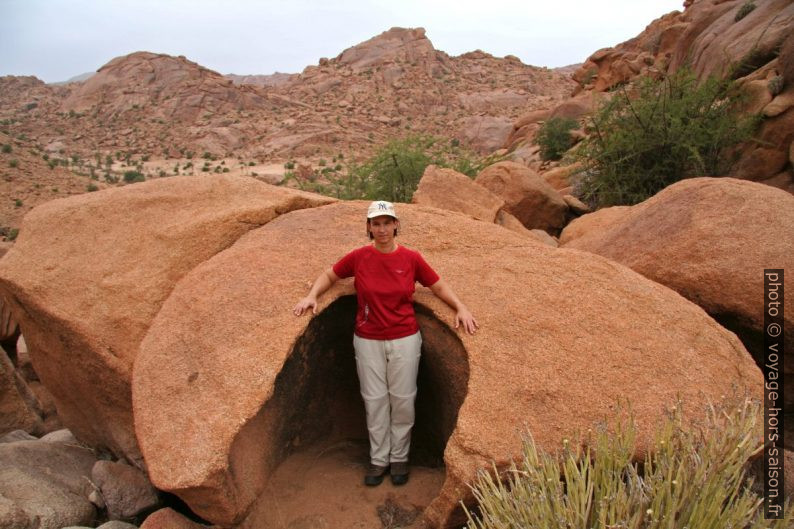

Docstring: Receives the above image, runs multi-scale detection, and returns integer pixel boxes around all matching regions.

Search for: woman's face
[369,215,398,243]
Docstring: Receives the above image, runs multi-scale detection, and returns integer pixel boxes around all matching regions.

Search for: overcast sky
[1,0,683,83]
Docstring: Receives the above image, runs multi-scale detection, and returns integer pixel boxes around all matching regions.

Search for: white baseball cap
[366,200,398,219]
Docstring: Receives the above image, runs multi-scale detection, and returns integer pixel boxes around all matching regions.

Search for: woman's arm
[293,267,340,316]
[429,279,479,334]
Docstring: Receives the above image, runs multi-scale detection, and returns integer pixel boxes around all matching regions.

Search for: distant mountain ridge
[0,27,575,160]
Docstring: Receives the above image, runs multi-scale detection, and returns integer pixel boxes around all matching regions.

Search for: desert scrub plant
[1,143,11,153]
[9,159,19,168]
[535,116,579,160]
[122,170,145,183]
[735,1,756,22]
[574,67,759,207]
[338,134,498,202]
[465,398,792,529]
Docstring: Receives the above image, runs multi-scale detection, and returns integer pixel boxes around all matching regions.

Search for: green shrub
[9,159,18,168]
[735,1,756,22]
[1,144,11,153]
[535,117,579,160]
[7,228,19,241]
[86,183,99,192]
[122,170,145,183]
[299,135,503,201]
[466,398,792,529]
[574,68,759,207]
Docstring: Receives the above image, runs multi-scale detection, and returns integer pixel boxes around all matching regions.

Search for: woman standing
[293,200,478,486]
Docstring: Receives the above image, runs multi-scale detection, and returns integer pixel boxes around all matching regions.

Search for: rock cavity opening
[239,295,470,527]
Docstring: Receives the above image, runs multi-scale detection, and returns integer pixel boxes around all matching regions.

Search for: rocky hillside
[0,27,574,163]
[506,0,794,193]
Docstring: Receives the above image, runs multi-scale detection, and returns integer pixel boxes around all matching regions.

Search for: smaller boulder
[412,165,503,222]
[0,429,36,443]
[41,429,79,444]
[140,508,209,529]
[530,229,559,247]
[475,161,568,233]
[562,194,590,215]
[97,521,140,529]
[542,163,581,191]
[0,439,98,529]
[92,460,160,521]
[559,206,632,246]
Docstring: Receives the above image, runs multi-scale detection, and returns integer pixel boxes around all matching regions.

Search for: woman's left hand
[455,308,479,335]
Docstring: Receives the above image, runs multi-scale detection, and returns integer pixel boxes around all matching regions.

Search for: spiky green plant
[465,398,792,529]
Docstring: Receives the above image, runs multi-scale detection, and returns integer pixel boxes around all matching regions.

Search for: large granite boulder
[0,175,334,465]
[475,161,568,233]
[412,165,504,223]
[133,201,761,527]
[412,165,534,238]
[563,177,793,409]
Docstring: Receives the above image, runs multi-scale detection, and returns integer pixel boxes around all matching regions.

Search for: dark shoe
[390,462,409,486]
[364,464,388,486]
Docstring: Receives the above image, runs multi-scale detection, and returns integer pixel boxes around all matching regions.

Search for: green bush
[735,1,756,22]
[346,135,495,202]
[86,183,99,192]
[466,398,792,529]
[9,159,18,168]
[122,170,145,183]
[535,117,578,160]
[574,68,759,207]
[1,144,11,153]
[285,135,503,201]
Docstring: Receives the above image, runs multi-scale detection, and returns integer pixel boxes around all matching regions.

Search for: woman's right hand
[292,296,318,316]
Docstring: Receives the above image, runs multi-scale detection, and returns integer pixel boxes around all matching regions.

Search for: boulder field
[132,199,761,527]
[0,175,334,465]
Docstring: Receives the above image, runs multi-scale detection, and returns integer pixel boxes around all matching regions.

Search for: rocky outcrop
[0,439,98,529]
[562,177,793,410]
[133,201,760,527]
[0,175,334,465]
[60,52,269,122]
[457,116,515,153]
[561,0,794,188]
[475,161,568,233]
[336,27,436,72]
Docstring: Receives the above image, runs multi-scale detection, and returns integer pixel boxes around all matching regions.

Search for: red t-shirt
[333,245,440,340]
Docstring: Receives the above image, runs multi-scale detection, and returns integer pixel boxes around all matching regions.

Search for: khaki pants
[353,331,422,467]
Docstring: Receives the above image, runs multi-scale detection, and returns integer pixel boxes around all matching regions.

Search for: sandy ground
[244,437,446,529]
